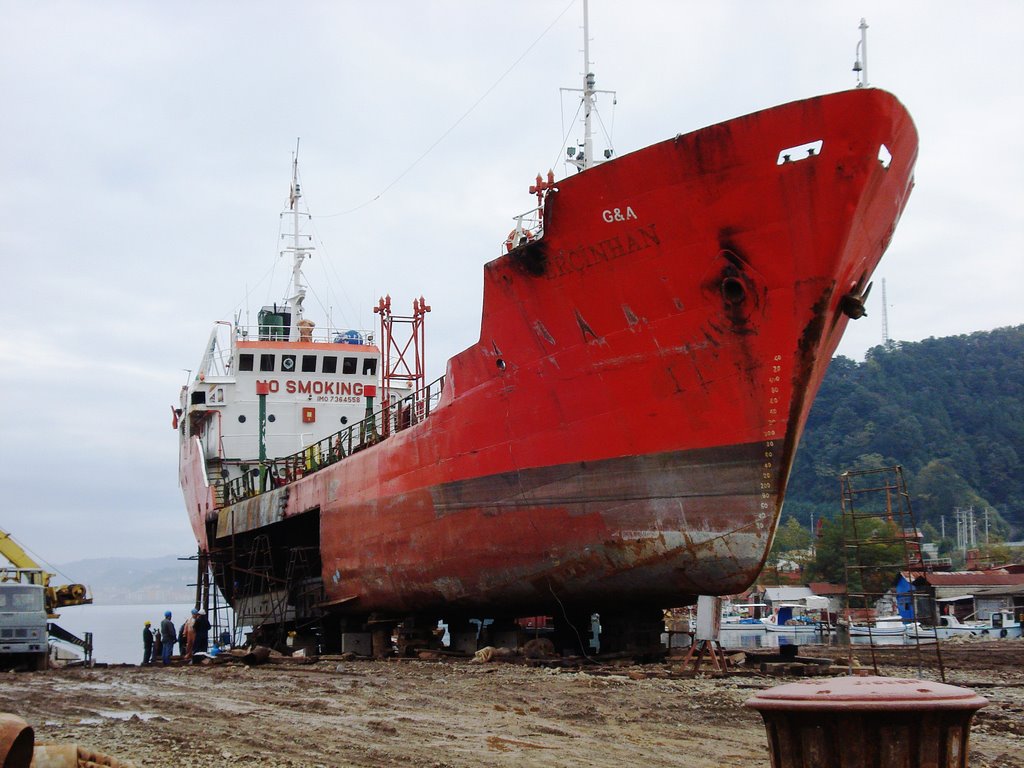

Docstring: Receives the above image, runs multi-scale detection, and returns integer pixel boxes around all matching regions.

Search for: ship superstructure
[179,153,384,510]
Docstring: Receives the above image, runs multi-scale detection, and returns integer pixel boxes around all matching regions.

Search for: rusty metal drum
[745,676,988,768]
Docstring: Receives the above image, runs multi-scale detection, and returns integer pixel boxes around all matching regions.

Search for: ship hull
[182,88,918,624]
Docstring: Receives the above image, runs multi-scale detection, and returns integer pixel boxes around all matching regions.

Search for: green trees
[786,326,1024,539]
[803,517,905,600]
[766,516,812,573]
[772,516,811,553]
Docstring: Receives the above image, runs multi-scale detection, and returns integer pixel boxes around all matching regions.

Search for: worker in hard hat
[142,620,154,666]
[160,611,176,665]
[193,610,212,658]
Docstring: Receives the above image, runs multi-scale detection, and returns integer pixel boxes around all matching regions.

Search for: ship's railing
[233,324,377,346]
[216,374,446,508]
[196,322,379,384]
[501,206,543,254]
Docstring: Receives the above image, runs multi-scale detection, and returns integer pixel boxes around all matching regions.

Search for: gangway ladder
[839,465,945,681]
[230,534,291,648]
[187,547,235,652]
[284,545,324,644]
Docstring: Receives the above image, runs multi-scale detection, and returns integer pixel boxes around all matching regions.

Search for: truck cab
[0,579,48,670]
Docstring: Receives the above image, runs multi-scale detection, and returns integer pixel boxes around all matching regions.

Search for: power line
[317,0,577,220]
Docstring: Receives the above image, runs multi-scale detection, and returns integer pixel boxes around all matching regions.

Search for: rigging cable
[316,0,578,219]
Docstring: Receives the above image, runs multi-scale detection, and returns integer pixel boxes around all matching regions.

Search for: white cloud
[1,0,1021,560]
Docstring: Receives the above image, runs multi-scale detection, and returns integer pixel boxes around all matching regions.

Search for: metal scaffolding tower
[840,465,944,680]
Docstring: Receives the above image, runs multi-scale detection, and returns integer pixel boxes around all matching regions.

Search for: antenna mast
[853,18,869,88]
[564,0,616,172]
[582,0,593,169]
[283,138,313,334]
[881,278,890,348]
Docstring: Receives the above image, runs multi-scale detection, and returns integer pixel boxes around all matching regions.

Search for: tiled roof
[806,582,847,595]
[909,570,1024,587]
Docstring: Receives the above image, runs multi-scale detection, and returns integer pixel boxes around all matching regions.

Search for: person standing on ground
[153,623,163,660]
[193,610,211,656]
[183,608,198,660]
[160,611,176,665]
[142,620,154,666]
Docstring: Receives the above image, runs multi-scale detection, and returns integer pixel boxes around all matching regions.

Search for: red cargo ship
[177,30,917,653]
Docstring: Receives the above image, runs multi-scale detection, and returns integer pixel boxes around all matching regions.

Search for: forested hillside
[785,325,1024,539]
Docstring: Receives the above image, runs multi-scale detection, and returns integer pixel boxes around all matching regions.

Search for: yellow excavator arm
[0,529,42,572]
[1,528,91,617]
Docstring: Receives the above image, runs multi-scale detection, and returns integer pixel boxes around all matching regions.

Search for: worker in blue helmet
[159,611,176,665]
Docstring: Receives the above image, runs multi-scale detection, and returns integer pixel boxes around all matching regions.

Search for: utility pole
[881,278,891,349]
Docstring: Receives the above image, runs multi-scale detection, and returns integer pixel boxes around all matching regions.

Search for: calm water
[719,626,913,649]
[52,603,232,665]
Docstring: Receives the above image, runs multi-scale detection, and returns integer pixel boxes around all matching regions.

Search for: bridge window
[238,354,254,372]
[322,356,338,374]
[301,355,317,373]
[281,355,296,373]
[363,358,378,376]
[260,354,275,372]
[342,357,357,375]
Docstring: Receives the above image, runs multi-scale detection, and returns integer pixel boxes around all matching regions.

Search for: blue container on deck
[333,330,363,345]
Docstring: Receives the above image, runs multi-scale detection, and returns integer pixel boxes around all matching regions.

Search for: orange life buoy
[504,229,533,252]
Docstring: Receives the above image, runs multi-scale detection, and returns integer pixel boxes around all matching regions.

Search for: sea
[718,626,913,649]
[52,603,228,665]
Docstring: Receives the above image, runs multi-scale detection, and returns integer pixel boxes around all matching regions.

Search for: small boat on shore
[762,604,822,634]
[848,615,913,637]
[720,603,769,631]
[908,610,1022,640]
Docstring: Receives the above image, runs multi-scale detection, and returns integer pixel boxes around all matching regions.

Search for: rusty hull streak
[215,486,290,538]
[777,284,834,503]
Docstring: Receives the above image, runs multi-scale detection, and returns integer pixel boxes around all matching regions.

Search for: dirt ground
[2,640,1022,768]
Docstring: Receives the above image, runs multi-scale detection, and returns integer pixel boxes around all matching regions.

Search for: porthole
[340,416,348,425]
[238,415,247,423]
[268,414,276,423]
[721,276,746,304]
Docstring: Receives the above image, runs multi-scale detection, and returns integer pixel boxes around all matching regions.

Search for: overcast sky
[1,1,1021,568]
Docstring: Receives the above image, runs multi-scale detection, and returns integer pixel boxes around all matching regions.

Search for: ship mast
[581,0,594,169]
[853,18,869,88]
[283,139,313,335]
[564,0,615,172]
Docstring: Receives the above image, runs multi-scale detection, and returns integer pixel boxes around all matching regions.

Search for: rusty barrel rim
[744,675,989,713]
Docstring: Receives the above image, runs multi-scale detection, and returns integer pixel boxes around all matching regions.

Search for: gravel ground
[1,640,1021,767]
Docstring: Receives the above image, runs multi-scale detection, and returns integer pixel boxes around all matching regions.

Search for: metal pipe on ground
[0,713,33,768]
